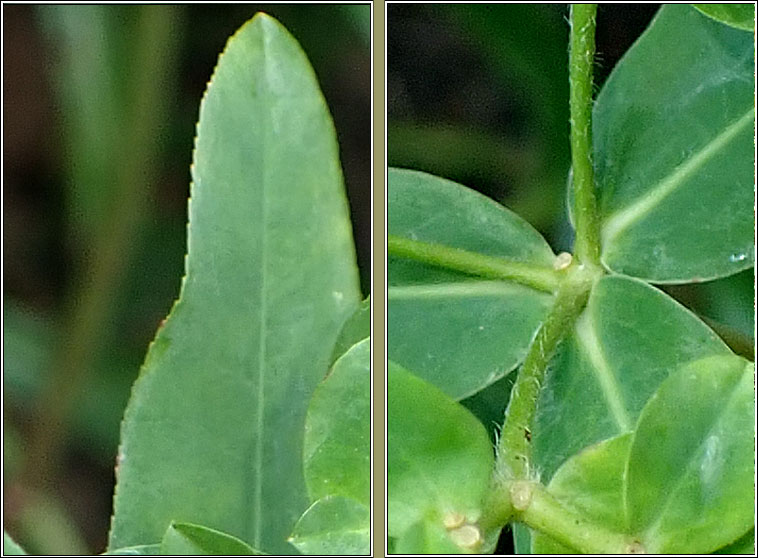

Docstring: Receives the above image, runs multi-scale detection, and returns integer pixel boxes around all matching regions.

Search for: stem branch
[518,482,645,554]
[388,235,560,293]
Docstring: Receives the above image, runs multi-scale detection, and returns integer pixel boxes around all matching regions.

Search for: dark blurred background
[3,4,369,554]
[387,4,754,553]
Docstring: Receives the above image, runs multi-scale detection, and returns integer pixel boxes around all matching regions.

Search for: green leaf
[394,520,462,554]
[304,337,370,505]
[713,529,755,554]
[693,4,755,31]
[532,355,754,554]
[3,532,27,555]
[160,522,262,555]
[533,275,731,480]
[109,14,361,554]
[532,434,633,554]
[329,296,370,364]
[387,360,493,553]
[388,168,555,399]
[626,354,755,553]
[289,495,370,555]
[593,4,755,282]
[102,545,162,555]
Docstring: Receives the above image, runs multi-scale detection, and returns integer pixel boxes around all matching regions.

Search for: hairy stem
[569,4,601,267]
[388,235,560,293]
[496,263,595,481]
[479,261,598,534]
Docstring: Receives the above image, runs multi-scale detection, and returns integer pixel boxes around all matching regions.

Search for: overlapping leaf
[532,434,632,554]
[693,4,755,31]
[159,523,262,555]
[532,275,731,481]
[394,521,462,554]
[532,354,754,554]
[388,168,555,399]
[387,360,493,553]
[303,337,370,505]
[592,4,754,282]
[625,355,754,553]
[108,14,361,554]
[292,338,370,554]
[289,496,369,555]
[329,296,370,364]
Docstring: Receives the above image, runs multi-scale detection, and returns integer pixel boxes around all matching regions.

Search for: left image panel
[3,3,371,555]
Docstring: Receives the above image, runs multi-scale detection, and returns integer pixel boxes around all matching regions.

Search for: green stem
[569,4,601,267]
[516,481,645,554]
[496,263,595,481]
[479,261,598,534]
[388,235,560,293]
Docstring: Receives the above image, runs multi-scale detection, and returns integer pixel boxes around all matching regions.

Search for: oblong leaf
[693,4,755,31]
[160,522,262,555]
[108,14,361,554]
[626,354,755,553]
[387,360,493,552]
[533,275,731,481]
[304,337,370,506]
[593,4,755,282]
[289,495,370,555]
[389,168,555,399]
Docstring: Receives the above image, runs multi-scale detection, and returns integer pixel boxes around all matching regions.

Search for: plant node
[448,524,482,551]
[554,252,573,270]
[510,480,534,511]
[442,511,466,530]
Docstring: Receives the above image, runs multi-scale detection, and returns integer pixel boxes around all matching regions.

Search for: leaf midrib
[574,306,632,432]
[251,17,271,549]
[601,107,755,247]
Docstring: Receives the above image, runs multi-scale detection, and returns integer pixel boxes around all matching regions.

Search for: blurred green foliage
[3,4,369,553]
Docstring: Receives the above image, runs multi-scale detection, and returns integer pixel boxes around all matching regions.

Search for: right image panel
[386,3,756,555]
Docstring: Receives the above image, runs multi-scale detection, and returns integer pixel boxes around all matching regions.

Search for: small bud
[554,252,573,270]
[449,524,481,550]
[510,481,533,511]
[442,511,466,530]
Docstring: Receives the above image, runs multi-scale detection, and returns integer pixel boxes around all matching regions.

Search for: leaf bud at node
[449,524,482,550]
[510,480,534,511]
[554,252,573,270]
[442,511,466,530]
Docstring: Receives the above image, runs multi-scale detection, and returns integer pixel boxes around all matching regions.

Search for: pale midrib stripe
[602,108,755,247]
[252,24,270,549]
[388,280,539,300]
[574,311,632,432]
